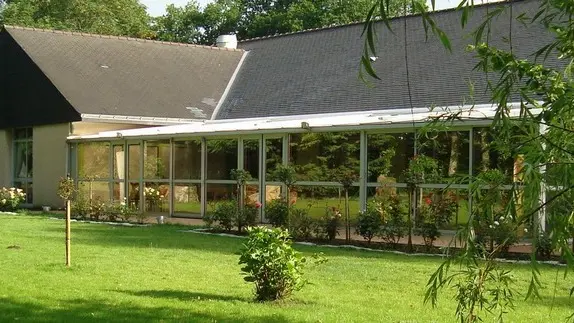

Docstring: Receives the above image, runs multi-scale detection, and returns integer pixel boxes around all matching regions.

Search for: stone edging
[178,229,566,267]
[47,217,150,227]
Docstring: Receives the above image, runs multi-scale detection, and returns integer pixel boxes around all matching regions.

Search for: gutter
[80,113,201,126]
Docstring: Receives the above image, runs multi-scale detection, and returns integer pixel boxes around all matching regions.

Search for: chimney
[216,34,238,49]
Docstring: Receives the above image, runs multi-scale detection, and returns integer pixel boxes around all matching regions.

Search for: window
[13,128,33,204]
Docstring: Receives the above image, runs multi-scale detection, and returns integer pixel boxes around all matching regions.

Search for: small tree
[57,176,75,267]
[332,166,358,242]
[356,203,383,244]
[271,164,297,228]
[239,226,308,301]
[402,155,440,252]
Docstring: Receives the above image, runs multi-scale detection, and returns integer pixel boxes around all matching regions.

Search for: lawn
[0,214,572,322]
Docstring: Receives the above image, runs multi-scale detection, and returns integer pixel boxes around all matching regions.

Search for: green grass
[1,214,571,322]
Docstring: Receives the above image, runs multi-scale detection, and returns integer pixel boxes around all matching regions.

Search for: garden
[0,214,572,322]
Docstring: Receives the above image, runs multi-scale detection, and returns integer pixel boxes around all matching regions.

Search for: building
[0,0,558,224]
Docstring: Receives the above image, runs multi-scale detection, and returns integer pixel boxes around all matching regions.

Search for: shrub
[265,199,289,227]
[89,198,106,221]
[356,204,383,243]
[0,187,26,211]
[71,194,91,220]
[315,207,342,241]
[379,195,408,248]
[535,230,554,260]
[239,226,308,301]
[211,200,237,232]
[475,213,519,255]
[289,207,315,240]
[236,204,259,233]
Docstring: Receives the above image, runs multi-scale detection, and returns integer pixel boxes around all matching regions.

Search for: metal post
[65,173,71,267]
[259,135,266,223]
[539,124,548,231]
[200,137,207,218]
[169,138,174,217]
[359,131,367,212]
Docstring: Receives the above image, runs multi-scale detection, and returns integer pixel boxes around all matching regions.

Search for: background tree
[1,0,153,38]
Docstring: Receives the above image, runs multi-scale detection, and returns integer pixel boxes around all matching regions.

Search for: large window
[13,128,33,204]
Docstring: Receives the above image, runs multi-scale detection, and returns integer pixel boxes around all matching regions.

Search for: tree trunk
[65,199,71,267]
[448,132,459,176]
[345,189,350,243]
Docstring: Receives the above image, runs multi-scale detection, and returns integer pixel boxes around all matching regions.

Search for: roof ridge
[238,0,525,43]
[2,25,244,52]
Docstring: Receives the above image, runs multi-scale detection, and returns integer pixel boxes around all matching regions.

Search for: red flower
[255,201,262,209]
[424,198,432,205]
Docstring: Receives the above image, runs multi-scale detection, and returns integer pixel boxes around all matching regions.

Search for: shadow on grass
[0,297,294,323]
[48,221,447,263]
[118,289,249,303]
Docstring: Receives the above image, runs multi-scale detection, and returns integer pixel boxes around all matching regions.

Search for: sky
[141,0,461,17]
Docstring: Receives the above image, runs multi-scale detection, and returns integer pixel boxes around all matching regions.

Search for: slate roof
[2,26,245,120]
[215,0,561,120]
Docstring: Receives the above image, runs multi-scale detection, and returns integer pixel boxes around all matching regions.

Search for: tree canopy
[0,0,153,38]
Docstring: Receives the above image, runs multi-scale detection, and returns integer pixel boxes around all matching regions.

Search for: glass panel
[174,139,201,180]
[14,128,30,140]
[128,144,141,180]
[143,182,169,213]
[128,182,141,211]
[113,145,125,180]
[144,140,170,180]
[78,181,110,202]
[289,132,360,181]
[206,184,236,213]
[472,128,514,183]
[244,139,259,180]
[174,184,202,215]
[206,139,237,180]
[112,182,127,202]
[13,141,33,179]
[265,138,283,178]
[418,131,470,183]
[367,132,414,183]
[78,143,110,180]
[294,185,360,220]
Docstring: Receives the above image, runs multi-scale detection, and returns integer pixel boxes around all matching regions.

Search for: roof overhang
[80,113,203,126]
[68,102,540,142]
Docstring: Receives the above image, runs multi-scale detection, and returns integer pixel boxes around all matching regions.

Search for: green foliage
[57,177,75,201]
[238,226,308,301]
[289,207,315,240]
[535,230,554,260]
[231,169,253,184]
[1,0,153,37]
[414,191,458,248]
[210,200,258,233]
[271,164,297,188]
[402,155,441,187]
[315,207,342,241]
[356,204,383,243]
[0,187,26,212]
[265,199,289,227]
[378,194,408,247]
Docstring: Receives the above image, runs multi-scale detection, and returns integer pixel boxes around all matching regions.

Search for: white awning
[68,102,538,141]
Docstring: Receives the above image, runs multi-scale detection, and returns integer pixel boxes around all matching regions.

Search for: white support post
[259,135,266,223]
[138,141,144,213]
[238,137,244,170]
[359,131,367,212]
[169,138,174,217]
[282,134,289,200]
[539,124,548,232]
[200,137,207,218]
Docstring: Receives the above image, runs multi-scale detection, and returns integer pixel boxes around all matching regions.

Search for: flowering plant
[317,207,342,240]
[0,187,26,211]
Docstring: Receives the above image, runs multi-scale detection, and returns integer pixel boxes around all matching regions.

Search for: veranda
[67,103,542,232]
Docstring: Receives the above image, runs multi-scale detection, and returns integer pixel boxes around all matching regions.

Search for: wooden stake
[65,199,71,267]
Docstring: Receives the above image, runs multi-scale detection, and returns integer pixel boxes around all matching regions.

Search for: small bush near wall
[356,204,383,243]
[210,200,259,233]
[239,226,315,302]
[0,187,26,212]
[265,199,289,227]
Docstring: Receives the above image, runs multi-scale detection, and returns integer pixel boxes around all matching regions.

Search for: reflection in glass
[265,138,283,179]
[143,182,169,213]
[206,139,237,180]
[174,184,202,216]
[78,143,110,179]
[367,132,414,183]
[128,144,141,180]
[290,132,360,181]
[144,140,170,180]
[244,139,259,180]
[418,131,470,182]
[174,140,201,180]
